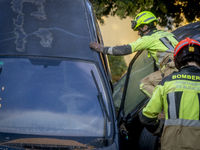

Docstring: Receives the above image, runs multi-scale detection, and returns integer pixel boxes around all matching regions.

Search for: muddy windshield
[0,57,110,137]
[0,0,95,61]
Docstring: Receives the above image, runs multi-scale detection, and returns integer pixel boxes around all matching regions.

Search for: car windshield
[0,57,110,137]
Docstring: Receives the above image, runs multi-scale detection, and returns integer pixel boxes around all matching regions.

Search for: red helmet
[174,37,200,69]
[174,37,200,58]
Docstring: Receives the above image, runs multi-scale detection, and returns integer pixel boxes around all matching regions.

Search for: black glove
[119,123,130,141]
[152,118,165,137]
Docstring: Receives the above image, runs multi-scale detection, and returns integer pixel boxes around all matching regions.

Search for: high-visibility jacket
[139,65,200,150]
[129,29,178,68]
[104,29,179,68]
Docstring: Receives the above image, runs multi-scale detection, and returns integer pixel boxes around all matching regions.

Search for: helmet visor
[131,20,137,30]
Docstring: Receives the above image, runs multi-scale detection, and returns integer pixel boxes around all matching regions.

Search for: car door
[114,50,156,122]
[113,50,157,149]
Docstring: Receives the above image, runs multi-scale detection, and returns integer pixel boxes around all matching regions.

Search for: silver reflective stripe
[168,92,177,119]
[144,17,155,22]
[160,37,174,52]
[165,118,200,127]
[174,41,200,54]
[174,42,189,54]
[108,47,113,55]
[136,13,146,21]
[193,41,200,45]
[158,52,166,65]
[158,37,175,66]
[158,51,173,65]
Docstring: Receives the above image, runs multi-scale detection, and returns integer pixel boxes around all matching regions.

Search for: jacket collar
[145,28,158,36]
[179,65,200,73]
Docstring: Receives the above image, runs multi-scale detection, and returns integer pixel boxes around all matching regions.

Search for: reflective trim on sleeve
[165,118,200,127]
[108,47,113,55]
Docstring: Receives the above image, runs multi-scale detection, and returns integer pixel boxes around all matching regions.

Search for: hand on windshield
[89,42,104,53]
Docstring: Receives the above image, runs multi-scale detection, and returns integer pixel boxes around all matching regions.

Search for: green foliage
[90,0,200,30]
[108,55,127,83]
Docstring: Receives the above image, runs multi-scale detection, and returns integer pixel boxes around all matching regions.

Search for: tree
[108,55,127,83]
[90,0,200,30]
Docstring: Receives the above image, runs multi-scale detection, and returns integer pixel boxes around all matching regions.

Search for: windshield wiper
[91,70,111,123]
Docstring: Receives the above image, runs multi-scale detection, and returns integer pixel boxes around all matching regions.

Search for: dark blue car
[0,0,200,149]
[0,0,119,149]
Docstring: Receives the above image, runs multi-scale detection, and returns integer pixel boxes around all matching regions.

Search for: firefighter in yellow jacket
[139,38,200,149]
[89,11,179,98]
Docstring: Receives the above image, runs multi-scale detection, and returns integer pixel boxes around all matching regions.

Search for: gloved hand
[158,111,165,119]
[119,123,130,141]
[152,118,165,137]
[89,42,104,53]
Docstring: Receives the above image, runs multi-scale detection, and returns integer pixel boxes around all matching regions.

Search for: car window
[123,50,154,115]
[0,57,111,137]
[113,50,155,116]
[123,50,155,115]
[113,74,127,112]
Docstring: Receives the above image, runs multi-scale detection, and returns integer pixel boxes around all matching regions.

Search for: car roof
[172,21,200,42]
[0,0,97,61]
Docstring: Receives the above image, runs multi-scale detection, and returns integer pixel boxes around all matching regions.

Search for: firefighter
[89,11,179,98]
[139,37,200,149]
